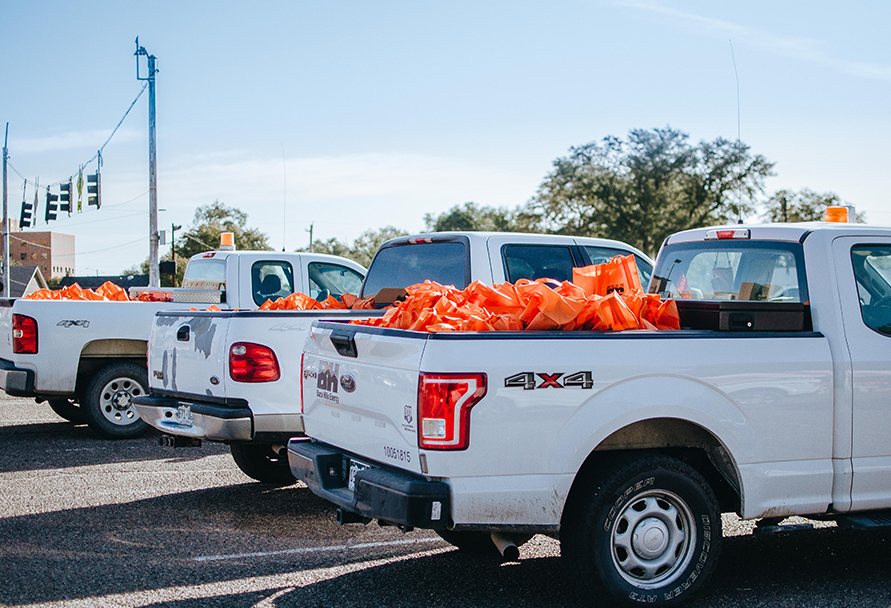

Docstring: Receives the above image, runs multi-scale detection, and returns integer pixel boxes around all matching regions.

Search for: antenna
[282,144,287,252]
[730,40,743,224]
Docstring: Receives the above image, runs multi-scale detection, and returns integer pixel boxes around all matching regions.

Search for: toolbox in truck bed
[675,300,812,332]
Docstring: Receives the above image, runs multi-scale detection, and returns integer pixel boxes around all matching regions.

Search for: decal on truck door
[316,360,340,403]
[504,371,594,390]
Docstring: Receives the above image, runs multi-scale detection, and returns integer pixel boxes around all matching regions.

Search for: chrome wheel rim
[98,376,145,426]
[610,489,696,589]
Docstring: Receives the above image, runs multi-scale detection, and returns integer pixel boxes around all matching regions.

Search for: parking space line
[25,548,450,608]
[193,537,444,562]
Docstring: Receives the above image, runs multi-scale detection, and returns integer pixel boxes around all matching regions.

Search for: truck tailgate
[150,311,232,399]
[303,322,428,475]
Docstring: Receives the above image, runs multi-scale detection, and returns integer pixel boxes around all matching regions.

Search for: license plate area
[347,458,372,492]
[176,404,194,426]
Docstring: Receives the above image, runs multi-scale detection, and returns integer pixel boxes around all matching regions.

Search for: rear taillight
[705,229,750,240]
[418,373,486,450]
[12,314,37,354]
[229,342,280,382]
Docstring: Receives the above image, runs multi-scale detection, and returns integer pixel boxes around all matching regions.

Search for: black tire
[47,398,88,424]
[230,443,296,485]
[82,361,149,439]
[561,454,721,607]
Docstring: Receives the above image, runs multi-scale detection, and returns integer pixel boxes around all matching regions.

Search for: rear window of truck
[361,241,469,297]
[650,241,808,302]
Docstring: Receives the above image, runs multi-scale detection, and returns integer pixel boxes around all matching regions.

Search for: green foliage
[176,201,271,260]
[122,201,270,281]
[304,226,409,268]
[531,127,775,257]
[424,202,543,233]
[762,189,864,223]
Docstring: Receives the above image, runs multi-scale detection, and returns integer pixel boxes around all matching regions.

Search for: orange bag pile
[25,282,133,302]
[256,292,375,311]
[351,255,680,333]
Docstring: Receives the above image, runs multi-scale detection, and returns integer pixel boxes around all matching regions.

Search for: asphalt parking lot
[2,391,890,608]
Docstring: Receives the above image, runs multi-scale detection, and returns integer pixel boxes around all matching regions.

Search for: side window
[852,246,891,336]
[584,246,653,289]
[252,261,295,306]
[308,262,364,300]
[503,245,576,283]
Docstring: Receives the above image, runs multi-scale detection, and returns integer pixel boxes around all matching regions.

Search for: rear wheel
[82,361,149,439]
[561,454,721,607]
[47,398,88,424]
[230,443,296,485]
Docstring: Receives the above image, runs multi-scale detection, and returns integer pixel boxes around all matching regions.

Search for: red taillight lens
[229,342,280,382]
[12,314,38,354]
[418,373,486,450]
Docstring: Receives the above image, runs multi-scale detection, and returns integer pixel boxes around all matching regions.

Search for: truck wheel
[82,362,149,439]
[47,399,88,424]
[230,443,296,485]
[562,454,721,607]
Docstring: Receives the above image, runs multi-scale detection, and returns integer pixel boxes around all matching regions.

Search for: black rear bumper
[288,440,451,530]
[0,359,35,396]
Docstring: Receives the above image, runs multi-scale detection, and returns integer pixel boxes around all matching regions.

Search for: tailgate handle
[329,332,358,358]
[176,325,191,342]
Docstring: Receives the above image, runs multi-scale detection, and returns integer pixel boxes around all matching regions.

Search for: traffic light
[45,187,59,222]
[59,181,71,215]
[20,200,33,228]
[60,180,71,213]
[87,172,100,209]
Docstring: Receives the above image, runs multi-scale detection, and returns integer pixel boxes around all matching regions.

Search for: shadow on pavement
[0,481,443,606]
[0,420,231,473]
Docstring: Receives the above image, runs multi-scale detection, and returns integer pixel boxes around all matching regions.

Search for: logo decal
[505,371,594,390]
[57,320,90,328]
[340,373,356,393]
[404,405,413,425]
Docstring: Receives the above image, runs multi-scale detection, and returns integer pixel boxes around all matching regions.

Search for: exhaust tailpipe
[490,532,520,561]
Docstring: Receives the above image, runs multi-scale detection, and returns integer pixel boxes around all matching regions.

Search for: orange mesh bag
[573,254,642,297]
[95,281,131,301]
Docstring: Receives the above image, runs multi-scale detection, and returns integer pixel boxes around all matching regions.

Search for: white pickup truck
[0,243,365,439]
[134,232,653,484]
[290,221,891,607]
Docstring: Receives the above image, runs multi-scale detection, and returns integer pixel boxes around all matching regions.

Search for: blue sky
[2,1,889,274]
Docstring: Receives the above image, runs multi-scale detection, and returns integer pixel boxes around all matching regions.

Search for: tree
[531,127,775,257]
[762,188,864,223]
[176,201,271,260]
[122,201,270,286]
[304,226,409,268]
[424,202,542,233]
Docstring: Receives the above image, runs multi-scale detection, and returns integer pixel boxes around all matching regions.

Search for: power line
[8,82,149,189]
[76,236,147,256]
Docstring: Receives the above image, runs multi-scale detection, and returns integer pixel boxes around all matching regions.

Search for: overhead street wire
[10,82,149,188]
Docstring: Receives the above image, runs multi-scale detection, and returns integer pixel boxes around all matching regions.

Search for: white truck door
[833,236,891,510]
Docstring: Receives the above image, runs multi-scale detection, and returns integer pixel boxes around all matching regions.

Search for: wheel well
[74,341,148,401]
[565,419,742,522]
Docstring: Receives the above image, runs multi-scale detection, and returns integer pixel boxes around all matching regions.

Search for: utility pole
[170,222,181,286]
[306,223,313,253]
[136,38,160,287]
[2,123,8,297]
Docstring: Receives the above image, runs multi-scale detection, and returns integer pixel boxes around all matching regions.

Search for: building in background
[0,266,48,298]
[3,225,75,279]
